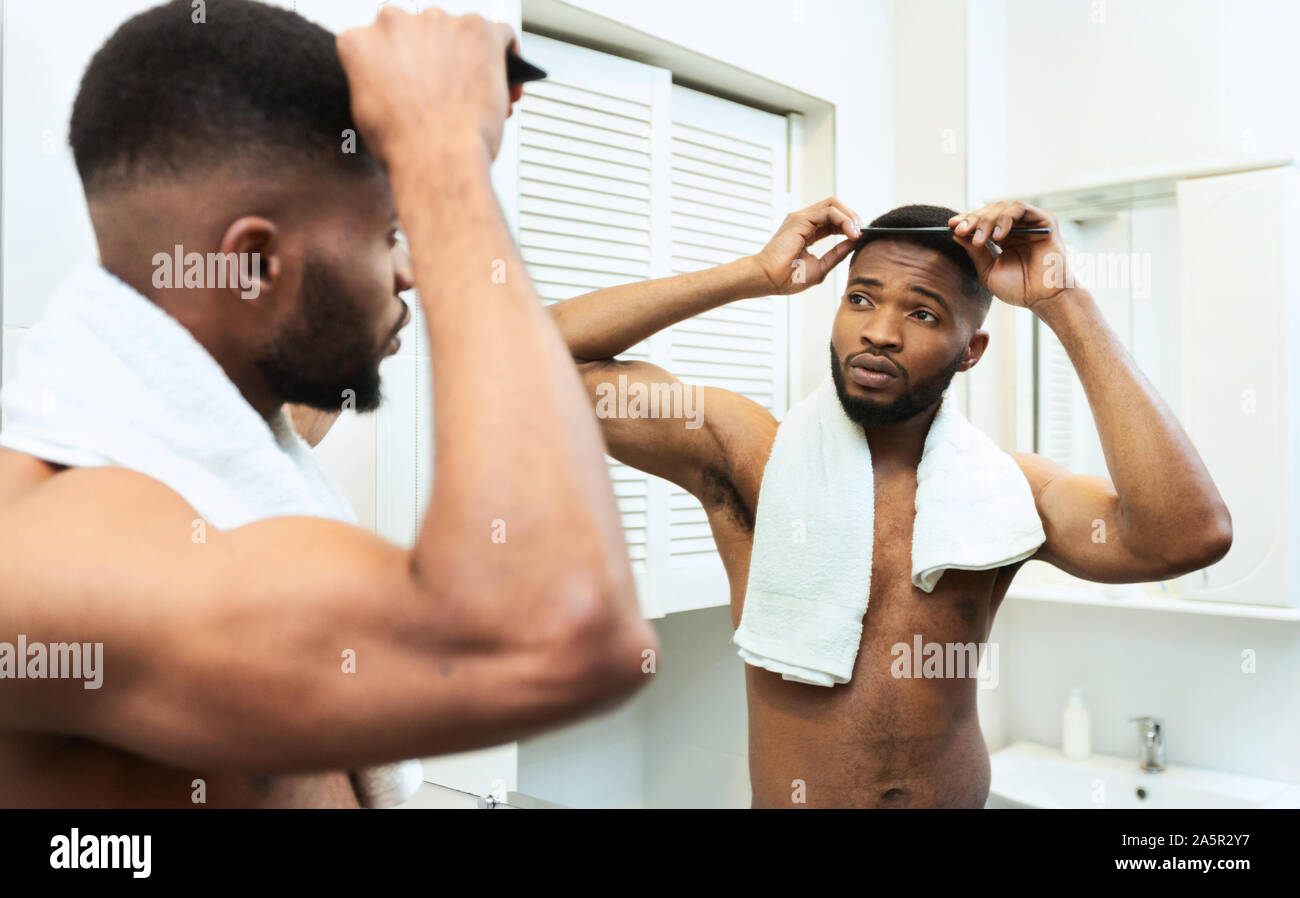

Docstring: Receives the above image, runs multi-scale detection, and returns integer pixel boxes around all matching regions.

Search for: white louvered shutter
[514,40,792,618]
[517,35,673,614]
[1034,217,1130,478]
[659,85,790,615]
[1035,323,1076,469]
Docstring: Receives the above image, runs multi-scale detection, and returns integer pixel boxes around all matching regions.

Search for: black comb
[507,50,547,85]
[858,226,1051,235]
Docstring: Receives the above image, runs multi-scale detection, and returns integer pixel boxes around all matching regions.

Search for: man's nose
[393,240,415,294]
[859,310,902,351]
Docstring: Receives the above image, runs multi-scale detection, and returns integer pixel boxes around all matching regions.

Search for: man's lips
[389,303,412,343]
[849,354,900,376]
[383,304,411,357]
[847,353,900,390]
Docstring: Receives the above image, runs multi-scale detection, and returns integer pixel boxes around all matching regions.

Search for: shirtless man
[0,3,655,807]
[550,197,1232,808]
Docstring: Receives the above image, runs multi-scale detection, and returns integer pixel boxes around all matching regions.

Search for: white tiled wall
[641,607,751,808]
[512,606,749,808]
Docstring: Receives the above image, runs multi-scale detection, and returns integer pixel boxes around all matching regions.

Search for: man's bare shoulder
[0,453,201,531]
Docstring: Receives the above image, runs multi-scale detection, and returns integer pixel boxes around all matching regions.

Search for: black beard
[253,259,386,414]
[829,341,965,429]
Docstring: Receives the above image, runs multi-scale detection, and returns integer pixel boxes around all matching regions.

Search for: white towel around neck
[0,260,423,807]
[732,372,1046,687]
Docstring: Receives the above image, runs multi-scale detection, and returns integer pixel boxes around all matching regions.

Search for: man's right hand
[748,197,863,295]
[336,7,522,166]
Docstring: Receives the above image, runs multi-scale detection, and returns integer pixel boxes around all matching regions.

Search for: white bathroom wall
[1,0,143,329]
[967,0,1300,780]
[890,0,977,419]
[518,606,750,809]
[998,0,1300,197]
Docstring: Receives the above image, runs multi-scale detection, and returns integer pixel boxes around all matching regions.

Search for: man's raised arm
[950,201,1232,583]
[0,8,655,774]
[550,197,861,361]
[541,200,861,493]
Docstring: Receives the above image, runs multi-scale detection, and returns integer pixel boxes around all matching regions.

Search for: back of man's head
[70,0,375,197]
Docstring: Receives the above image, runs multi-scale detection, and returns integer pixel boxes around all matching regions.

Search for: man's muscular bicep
[0,467,409,762]
[577,358,732,497]
[0,465,601,772]
[1012,451,1170,583]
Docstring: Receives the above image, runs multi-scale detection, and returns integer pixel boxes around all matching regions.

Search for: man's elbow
[547,575,657,711]
[1159,505,1233,574]
[1197,508,1234,567]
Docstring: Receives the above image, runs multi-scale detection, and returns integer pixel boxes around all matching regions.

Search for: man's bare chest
[702,432,1015,633]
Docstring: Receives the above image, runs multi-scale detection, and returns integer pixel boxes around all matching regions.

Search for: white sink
[989,741,1300,809]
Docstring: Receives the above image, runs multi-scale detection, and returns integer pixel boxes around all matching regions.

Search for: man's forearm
[550,257,773,361]
[390,138,640,619]
[549,198,861,360]
[1033,287,1230,541]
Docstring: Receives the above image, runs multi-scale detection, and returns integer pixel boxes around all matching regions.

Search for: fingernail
[992,226,1002,239]
[974,229,984,242]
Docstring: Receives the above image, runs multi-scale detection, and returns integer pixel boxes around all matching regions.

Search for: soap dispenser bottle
[1062,687,1092,760]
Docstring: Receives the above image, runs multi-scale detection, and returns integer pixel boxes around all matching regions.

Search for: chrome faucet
[1129,716,1165,772]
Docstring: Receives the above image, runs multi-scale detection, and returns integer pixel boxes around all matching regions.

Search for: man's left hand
[947,201,1070,310]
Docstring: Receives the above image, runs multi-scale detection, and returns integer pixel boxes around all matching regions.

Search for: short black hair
[70,0,376,194]
[851,204,993,327]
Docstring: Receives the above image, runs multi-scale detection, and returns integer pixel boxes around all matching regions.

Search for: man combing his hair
[0,0,655,807]
[550,198,1232,808]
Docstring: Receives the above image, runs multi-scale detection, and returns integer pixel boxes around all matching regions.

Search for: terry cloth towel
[732,371,1045,687]
[0,260,424,808]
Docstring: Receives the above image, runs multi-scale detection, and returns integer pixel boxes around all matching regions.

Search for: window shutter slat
[664,85,789,590]
[519,35,672,610]
[514,42,791,618]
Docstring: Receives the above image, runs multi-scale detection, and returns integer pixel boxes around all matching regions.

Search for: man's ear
[957,328,990,372]
[218,216,280,301]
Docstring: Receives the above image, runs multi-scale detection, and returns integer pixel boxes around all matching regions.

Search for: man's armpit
[698,461,755,533]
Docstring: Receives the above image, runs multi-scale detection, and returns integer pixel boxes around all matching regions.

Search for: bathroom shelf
[1010,155,1296,212]
[1004,584,1300,622]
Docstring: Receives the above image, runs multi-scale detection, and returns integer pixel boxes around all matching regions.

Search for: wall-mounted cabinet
[1176,165,1299,608]
[1010,161,1299,615]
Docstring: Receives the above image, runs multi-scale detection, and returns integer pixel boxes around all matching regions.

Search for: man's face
[829,239,986,428]
[253,171,413,414]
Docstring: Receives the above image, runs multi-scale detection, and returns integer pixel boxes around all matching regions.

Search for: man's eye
[915,309,937,322]
[849,293,870,305]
